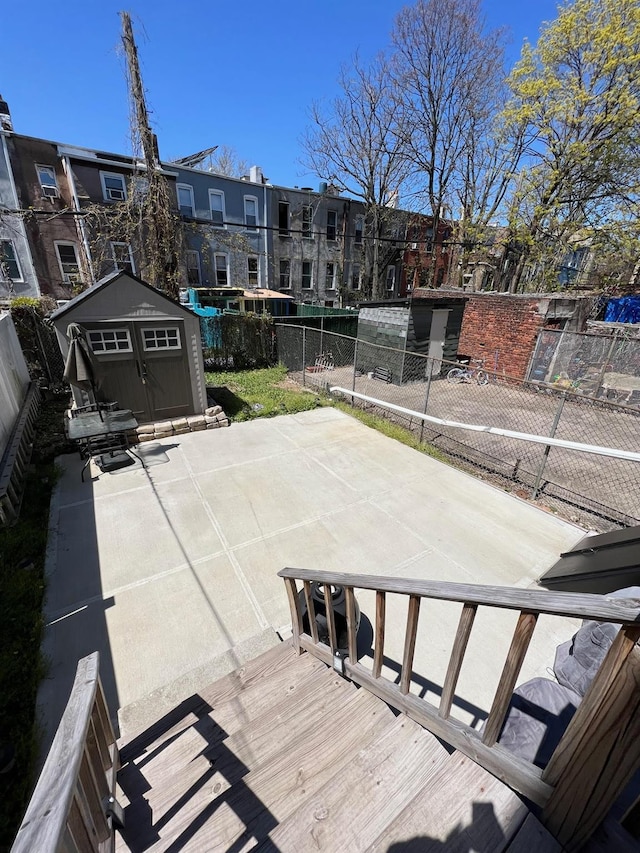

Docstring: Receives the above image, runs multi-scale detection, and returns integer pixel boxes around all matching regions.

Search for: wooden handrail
[11,652,121,853]
[279,567,640,849]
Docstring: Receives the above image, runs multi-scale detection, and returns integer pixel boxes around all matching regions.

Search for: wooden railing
[11,652,122,853]
[279,568,640,852]
[0,382,40,526]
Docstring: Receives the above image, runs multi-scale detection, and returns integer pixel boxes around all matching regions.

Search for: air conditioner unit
[411,242,418,250]
[42,185,59,199]
[107,188,125,201]
[63,273,82,286]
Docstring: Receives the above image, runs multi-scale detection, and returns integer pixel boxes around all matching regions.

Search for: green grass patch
[206,365,324,421]
[0,393,73,850]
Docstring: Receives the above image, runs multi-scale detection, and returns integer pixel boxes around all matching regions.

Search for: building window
[55,242,81,284]
[110,242,135,274]
[186,250,201,285]
[88,328,132,353]
[326,210,337,241]
[0,240,23,280]
[209,190,225,227]
[142,327,181,351]
[100,172,127,202]
[351,263,361,290]
[302,260,313,289]
[325,262,336,290]
[279,259,291,289]
[302,205,312,238]
[324,300,334,308]
[386,266,396,292]
[247,256,259,286]
[36,164,59,199]
[214,253,228,286]
[425,228,434,253]
[354,216,364,245]
[278,201,290,236]
[244,196,258,231]
[177,184,195,218]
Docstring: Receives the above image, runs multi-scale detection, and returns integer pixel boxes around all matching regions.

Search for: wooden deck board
[255,715,449,853]
[506,813,563,852]
[369,752,529,852]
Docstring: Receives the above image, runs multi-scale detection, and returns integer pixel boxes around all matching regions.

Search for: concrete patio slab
[41,407,585,752]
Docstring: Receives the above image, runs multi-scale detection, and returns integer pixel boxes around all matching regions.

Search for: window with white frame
[354,216,364,245]
[279,259,291,289]
[131,176,149,203]
[278,201,290,236]
[55,242,81,283]
[326,210,337,241]
[214,253,228,286]
[100,172,127,202]
[110,242,135,274]
[0,240,23,280]
[177,184,195,218]
[302,260,313,289]
[185,250,201,285]
[247,256,259,286]
[325,262,336,290]
[209,190,225,227]
[386,265,396,292]
[142,327,181,351]
[351,263,361,290]
[302,205,312,238]
[88,328,132,353]
[36,164,59,199]
[244,196,258,230]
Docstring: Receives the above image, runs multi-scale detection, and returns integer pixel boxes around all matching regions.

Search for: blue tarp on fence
[604,296,640,324]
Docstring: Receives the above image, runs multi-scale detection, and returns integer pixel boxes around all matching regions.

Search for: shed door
[86,320,192,423]
[137,321,191,422]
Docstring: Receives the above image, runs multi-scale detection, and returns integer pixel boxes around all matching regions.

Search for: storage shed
[51,271,207,424]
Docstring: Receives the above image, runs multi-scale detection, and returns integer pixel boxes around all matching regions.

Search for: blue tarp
[604,296,640,324]
[199,315,222,349]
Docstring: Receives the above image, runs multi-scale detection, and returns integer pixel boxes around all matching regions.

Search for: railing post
[351,339,359,407]
[283,577,303,654]
[302,326,307,387]
[419,360,433,445]
[532,392,566,499]
[541,625,640,851]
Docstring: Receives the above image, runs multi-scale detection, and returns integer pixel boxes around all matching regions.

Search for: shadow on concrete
[39,451,120,763]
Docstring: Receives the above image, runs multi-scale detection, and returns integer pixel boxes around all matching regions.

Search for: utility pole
[120,12,181,299]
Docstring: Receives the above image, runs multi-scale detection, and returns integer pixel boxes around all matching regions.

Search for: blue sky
[3,0,560,188]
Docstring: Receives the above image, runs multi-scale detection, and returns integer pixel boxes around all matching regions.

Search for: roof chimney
[0,95,13,131]
[249,165,263,184]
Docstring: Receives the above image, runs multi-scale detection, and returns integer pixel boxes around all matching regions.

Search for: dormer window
[100,172,127,202]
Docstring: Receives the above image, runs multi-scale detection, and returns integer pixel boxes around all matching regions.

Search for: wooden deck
[114,642,560,852]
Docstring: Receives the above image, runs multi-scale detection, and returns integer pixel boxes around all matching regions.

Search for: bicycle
[446,359,489,386]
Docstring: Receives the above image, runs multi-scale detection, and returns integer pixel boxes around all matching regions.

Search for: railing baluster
[283,577,302,654]
[400,595,421,695]
[303,581,318,644]
[483,611,538,747]
[542,626,640,851]
[439,603,477,719]
[324,584,337,652]
[345,586,357,663]
[77,748,109,844]
[373,590,386,678]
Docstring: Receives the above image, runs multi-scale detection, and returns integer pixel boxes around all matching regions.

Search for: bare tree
[391,0,509,284]
[207,145,250,179]
[302,53,411,300]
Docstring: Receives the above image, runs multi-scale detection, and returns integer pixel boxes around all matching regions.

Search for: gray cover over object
[553,586,640,696]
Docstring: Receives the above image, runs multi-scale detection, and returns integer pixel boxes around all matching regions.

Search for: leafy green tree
[504,0,640,291]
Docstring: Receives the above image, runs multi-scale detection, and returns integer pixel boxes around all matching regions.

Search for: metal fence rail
[275,324,640,532]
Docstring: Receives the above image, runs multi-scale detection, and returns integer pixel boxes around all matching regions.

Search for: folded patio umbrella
[63,323,105,414]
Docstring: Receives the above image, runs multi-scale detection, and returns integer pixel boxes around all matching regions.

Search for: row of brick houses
[0,97,450,308]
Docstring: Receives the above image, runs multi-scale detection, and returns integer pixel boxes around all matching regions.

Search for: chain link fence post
[302,326,306,387]
[419,359,433,445]
[351,338,358,407]
[532,392,566,500]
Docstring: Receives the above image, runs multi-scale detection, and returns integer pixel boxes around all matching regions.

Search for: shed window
[88,328,132,353]
[142,327,181,350]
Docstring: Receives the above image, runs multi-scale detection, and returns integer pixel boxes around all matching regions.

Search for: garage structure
[51,271,207,423]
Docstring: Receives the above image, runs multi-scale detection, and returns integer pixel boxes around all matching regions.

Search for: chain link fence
[276,324,640,533]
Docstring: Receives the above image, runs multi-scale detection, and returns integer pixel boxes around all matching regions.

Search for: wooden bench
[373,366,392,383]
[0,383,40,525]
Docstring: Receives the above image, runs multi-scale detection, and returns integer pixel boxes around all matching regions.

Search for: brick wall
[457,295,546,379]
